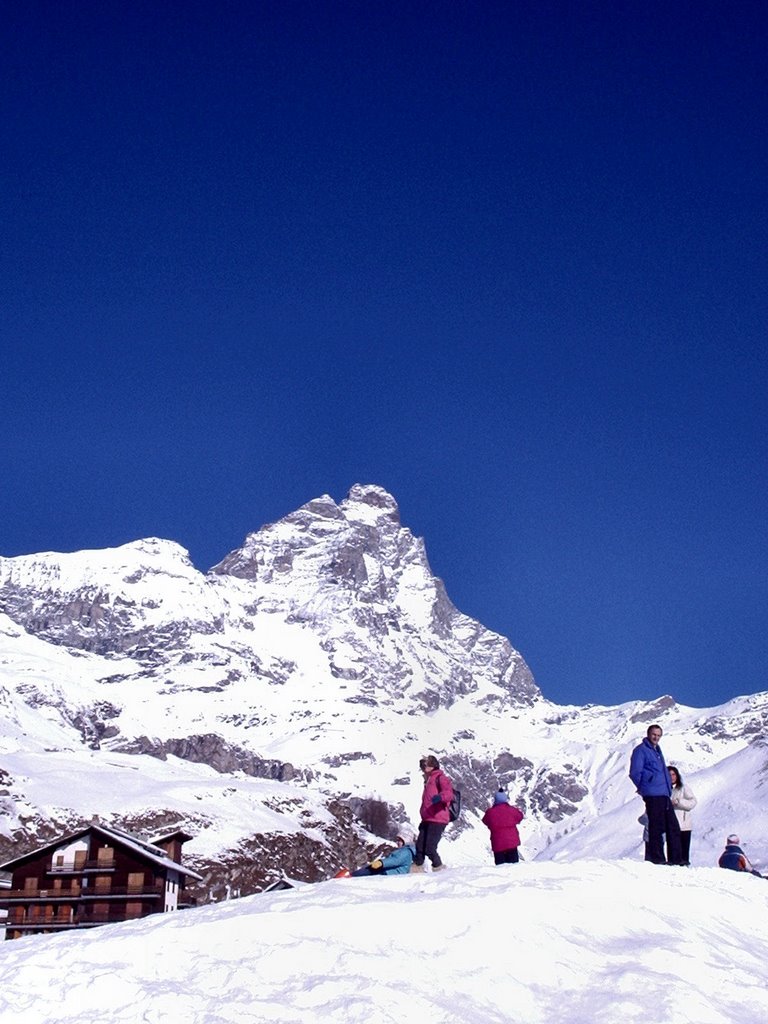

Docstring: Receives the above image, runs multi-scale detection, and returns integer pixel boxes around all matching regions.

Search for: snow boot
[409,863,425,873]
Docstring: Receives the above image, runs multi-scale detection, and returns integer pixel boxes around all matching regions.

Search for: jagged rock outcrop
[111,733,304,782]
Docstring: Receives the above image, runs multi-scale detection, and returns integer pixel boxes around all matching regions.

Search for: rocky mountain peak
[0,485,538,709]
[341,484,401,524]
[211,485,417,600]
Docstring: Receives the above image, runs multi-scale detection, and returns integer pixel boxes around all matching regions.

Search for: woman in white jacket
[668,766,697,866]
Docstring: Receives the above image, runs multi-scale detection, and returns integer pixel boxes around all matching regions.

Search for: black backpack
[437,772,461,822]
[448,788,462,823]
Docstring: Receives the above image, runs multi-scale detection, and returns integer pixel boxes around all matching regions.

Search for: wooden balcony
[6,911,143,931]
[47,858,116,874]
[0,889,79,903]
[79,885,163,900]
[4,897,199,938]
[1,883,163,903]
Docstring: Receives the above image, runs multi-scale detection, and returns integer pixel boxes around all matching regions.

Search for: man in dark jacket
[629,724,682,865]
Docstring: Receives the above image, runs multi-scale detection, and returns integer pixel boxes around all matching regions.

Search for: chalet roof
[150,827,194,845]
[262,872,311,893]
[0,823,203,880]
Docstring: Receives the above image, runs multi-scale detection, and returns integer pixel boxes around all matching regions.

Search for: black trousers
[678,830,692,865]
[494,847,520,865]
[644,795,682,865]
[414,821,446,867]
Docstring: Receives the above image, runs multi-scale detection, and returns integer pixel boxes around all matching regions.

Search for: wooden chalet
[0,822,203,940]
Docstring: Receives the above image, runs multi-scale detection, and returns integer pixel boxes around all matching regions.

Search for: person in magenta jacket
[411,755,454,872]
[482,790,524,864]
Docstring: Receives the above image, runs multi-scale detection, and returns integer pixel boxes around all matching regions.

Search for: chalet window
[74,850,87,870]
[94,875,111,893]
[24,877,37,892]
[55,854,64,867]
[97,846,114,866]
[125,901,143,919]
[127,871,144,894]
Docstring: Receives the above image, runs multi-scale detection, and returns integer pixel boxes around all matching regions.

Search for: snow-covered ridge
[1,861,767,1024]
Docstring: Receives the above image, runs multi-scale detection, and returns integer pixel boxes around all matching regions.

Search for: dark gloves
[431,795,442,805]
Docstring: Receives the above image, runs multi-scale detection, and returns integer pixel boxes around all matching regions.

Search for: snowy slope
[0,860,767,1024]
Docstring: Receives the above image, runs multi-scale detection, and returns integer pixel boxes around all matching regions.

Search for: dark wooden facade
[0,823,202,940]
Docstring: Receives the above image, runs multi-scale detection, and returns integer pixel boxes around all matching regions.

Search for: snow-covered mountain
[1,484,766,896]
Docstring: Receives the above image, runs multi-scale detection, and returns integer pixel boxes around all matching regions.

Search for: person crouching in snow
[351,832,417,876]
[482,789,524,864]
[718,834,765,877]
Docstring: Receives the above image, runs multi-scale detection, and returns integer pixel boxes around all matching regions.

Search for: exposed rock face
[208,484,539,711]
[111,734,303,783]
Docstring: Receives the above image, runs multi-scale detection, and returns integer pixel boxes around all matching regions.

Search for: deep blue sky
[2,2,766,709]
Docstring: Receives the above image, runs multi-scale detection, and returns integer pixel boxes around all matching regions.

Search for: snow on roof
[95,824,203,880]
[0,823,203,880]
[150,827,194,845]
[262,872,312,893]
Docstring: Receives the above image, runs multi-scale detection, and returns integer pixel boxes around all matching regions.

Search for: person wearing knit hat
[718,835,764,877]
[482,789,524,865]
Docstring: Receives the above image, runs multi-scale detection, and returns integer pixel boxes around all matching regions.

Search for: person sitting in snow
[351,831,417,877]
[718,834,764,877]
[482,789,524,864]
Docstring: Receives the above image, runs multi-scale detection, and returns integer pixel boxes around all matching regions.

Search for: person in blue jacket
[629,724,682,865]
[351,832,417,876]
